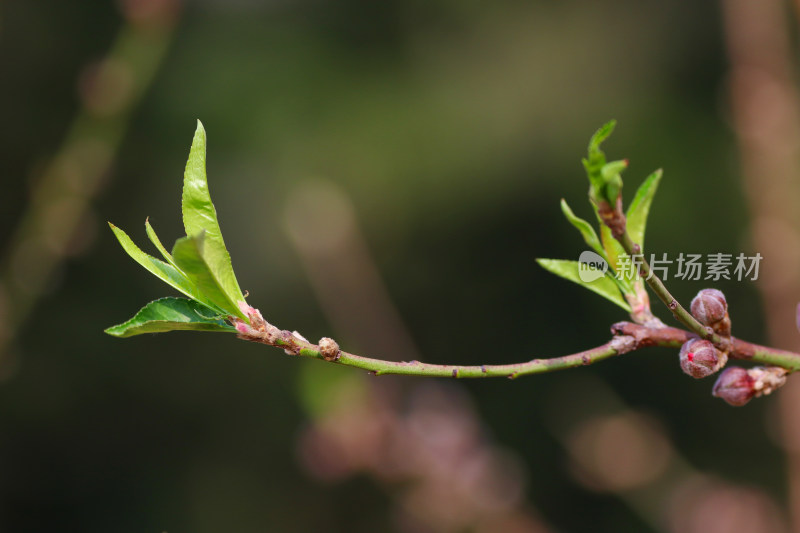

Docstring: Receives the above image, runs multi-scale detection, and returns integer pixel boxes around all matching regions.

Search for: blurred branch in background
[0,0,180,378]
[720,0,800,529]
[284,180,552,533]
[547,376,789,533]
[283,179,420,362]
[298,380,549,533]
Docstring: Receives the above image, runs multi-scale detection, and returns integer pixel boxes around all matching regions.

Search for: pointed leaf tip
[560,199,605,258]
[626,168,663,251]
[181,122,246,308]
[588,120,617,151]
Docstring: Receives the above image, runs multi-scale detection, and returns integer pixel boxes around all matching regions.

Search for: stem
[324,342,625,378]
[731,339,800,371]
[257,327,639,378]
[617,230,725,346]
[234,319,800,378]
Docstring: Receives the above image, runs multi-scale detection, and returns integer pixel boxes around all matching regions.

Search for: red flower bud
[712,367,755,406]
[690,289,728,326]
[713,366,788,406]
[679,338,725,378]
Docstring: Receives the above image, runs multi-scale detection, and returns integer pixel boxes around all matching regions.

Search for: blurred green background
[1,1,797,531]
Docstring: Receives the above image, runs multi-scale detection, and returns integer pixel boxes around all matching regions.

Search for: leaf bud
[318,337,341,362]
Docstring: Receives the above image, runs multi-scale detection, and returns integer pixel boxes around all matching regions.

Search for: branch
[232,312,800,378]
[616,229,728,347]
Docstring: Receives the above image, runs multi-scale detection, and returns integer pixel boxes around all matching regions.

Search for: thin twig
[616,230,727,347]
[233,318,800,378]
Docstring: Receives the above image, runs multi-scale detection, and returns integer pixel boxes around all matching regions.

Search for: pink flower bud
[690,289,728,326]
[679,338,724,378]
[712,367,755,406]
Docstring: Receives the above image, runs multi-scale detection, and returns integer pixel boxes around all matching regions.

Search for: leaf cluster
[536,120,662,312]
[106,121,247,337]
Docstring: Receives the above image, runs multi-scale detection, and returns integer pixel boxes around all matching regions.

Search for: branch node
[609,335,636,354]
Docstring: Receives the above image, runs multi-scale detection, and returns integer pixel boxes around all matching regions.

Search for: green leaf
[109,222,217,309]
[585,121,616,169]
[582,120,615,190]
[182,120,246,307]
[145,218,179,268]
[560,199,605,258]
[105,297,235,338]
[171,233,247,319]
[600,159,627,202]
[536,258,631,311]
[599,224,633,294]
[626,169,663,251]
[582,120,627,206]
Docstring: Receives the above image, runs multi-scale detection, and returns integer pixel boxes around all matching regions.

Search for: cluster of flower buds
[677,289,733,380]
[690,288,731,337]
[712,366,788,406]
[679,338,727,378]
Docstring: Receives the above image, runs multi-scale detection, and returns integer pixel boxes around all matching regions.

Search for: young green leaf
[582,120,629,207]
[626,169,663,251]
[182,120,246,307]
[599,159,627,203]
[109,222,219,310]
[145,218,180,268]
[105,297,235,338]
[582,120,615,198]
[598,224,634,295]
[560,199,605,258]
[584,120,616,177]
[171,233,247,320]
[536,258,631,311]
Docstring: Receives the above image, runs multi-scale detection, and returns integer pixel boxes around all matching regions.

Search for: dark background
[0,1,795,531]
